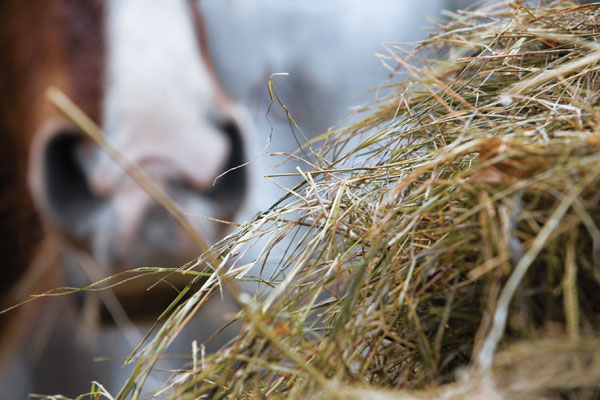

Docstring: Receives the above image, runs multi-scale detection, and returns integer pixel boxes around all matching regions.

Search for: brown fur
[189,0,227,105]
[0,0,106,366]
[0,0,64,301]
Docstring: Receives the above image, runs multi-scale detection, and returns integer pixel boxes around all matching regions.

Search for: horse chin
[55,195,232,324]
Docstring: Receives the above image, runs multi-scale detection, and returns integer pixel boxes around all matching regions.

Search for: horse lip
[88,159,213,260]
[112,209,202,270]
[103,187,215,270]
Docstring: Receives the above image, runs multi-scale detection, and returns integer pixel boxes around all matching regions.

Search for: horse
[0,0,247,396]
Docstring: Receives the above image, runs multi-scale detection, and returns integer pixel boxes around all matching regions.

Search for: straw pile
[65,1,600,399]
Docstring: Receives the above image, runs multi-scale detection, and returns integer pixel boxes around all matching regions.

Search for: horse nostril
[41,130,100,239]
[206,119,247,204]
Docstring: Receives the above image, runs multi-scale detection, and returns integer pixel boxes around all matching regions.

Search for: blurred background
[200,0,476,218]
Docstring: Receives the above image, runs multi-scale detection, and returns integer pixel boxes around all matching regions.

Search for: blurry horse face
[2,0,247,272]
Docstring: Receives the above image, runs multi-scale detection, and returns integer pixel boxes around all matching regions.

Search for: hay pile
[71,1,600,399]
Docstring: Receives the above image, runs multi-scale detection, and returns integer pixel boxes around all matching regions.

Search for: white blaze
[93,0,231,246]
[99,0,229,192]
